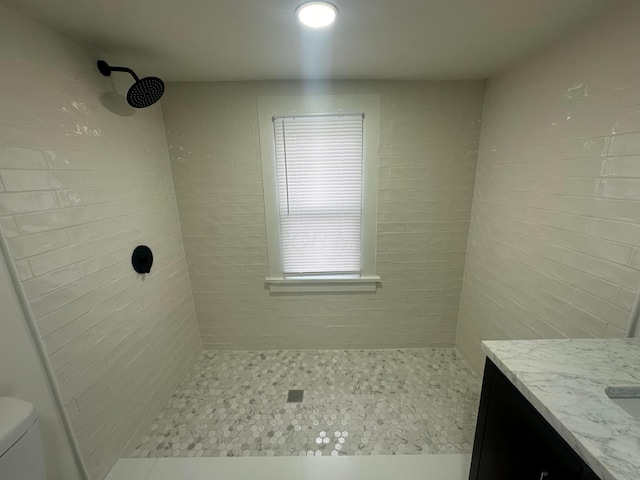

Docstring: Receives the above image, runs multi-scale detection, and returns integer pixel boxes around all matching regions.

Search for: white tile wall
[162,80,486,349]
[456,0,640,373]
[0,6,201,479]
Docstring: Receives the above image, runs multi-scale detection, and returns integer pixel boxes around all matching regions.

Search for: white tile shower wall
[456,0,640,373]
[0,7,201,479]
[162,81,486,349]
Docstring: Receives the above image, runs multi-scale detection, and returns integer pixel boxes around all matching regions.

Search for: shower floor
[129,348,480,459]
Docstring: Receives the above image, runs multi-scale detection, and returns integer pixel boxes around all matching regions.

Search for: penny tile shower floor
[129,349,480,459]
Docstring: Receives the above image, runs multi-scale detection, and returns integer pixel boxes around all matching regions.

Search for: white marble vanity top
[482,338,640,480]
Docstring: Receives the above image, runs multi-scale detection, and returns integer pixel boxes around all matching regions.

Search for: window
[258,95,381,292]
[274,114,363,276]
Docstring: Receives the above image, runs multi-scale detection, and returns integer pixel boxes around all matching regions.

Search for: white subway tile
[0,146,49,169]
[0,9,200,478]
[591,218,640,247]
[0,191,58,214]
[1,169,85,192]
[458,0,640,374]
[609,132,640,156]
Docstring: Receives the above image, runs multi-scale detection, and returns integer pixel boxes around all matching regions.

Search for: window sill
[265,276,381,293]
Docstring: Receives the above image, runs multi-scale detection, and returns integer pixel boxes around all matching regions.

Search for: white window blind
[273,113,364,277]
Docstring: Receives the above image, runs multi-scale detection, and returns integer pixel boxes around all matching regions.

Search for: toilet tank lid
[0,397,37,457]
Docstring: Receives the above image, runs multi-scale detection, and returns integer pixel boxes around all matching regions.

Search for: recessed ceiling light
[296,2,338,28]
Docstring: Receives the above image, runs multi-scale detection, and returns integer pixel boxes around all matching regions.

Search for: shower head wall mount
[97,60,165,108]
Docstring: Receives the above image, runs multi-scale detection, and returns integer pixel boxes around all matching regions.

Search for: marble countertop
[482,338,640,480]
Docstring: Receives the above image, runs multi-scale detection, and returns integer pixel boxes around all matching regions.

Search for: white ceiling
[2,0,616,81]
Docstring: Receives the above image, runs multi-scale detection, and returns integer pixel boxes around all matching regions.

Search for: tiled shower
[1,1,639,479]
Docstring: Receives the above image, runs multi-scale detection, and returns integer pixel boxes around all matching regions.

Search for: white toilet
[0,397,46,480]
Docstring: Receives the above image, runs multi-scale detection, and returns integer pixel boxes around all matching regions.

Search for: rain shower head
[97,60,164,108]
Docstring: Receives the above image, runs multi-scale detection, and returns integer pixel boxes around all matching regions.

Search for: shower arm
[97,60,140,82]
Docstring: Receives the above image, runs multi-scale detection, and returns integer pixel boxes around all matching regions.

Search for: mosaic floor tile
[129,349,480,458]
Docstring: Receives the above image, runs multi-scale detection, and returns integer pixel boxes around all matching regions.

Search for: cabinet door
[581,465,601,480]
[471,361,584,480]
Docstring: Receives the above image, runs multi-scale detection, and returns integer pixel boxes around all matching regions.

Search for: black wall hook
[132,245,153,274]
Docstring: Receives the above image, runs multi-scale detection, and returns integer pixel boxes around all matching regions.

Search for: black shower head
[97,60,165,108]
[126,76,164,109]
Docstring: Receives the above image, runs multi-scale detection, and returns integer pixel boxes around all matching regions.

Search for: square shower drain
[287,390,304,403]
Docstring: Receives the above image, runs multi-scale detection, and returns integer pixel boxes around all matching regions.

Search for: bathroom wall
[163,80,485,349]
[457,0,640,372]
[0,6,201,479]
[0,233,83,480]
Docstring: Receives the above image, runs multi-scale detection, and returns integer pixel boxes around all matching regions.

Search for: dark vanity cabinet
[469,359,601,480]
